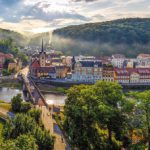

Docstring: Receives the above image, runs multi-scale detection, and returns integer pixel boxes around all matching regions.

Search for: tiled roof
[114,68,150,76]
[137,54,150,58]
[31,59,40,68]
[4,54,13,59]
[79,60,102,67]
[0,53,13,59]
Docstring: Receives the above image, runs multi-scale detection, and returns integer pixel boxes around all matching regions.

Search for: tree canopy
[52,18,150,57]
[63,81,149,149]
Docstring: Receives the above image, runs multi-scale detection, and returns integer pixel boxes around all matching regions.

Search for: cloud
[0,0,21,6]
[71,0,98,2]
[0,0,149,32]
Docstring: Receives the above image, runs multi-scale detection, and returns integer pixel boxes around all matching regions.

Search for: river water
[0,87,66,105]
[0,87,23,102]
[43,93,66,106]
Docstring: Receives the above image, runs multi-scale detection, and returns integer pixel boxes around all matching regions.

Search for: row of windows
[118,80,150,83]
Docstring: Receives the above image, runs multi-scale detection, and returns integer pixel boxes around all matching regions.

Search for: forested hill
[53,18,150,44]
[0,28,27,46]
[52,18,150,57]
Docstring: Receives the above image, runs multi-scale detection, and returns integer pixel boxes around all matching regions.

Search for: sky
[0,0,150,33]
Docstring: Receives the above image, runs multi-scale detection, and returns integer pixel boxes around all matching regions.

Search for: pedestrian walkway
[37,105,66,150]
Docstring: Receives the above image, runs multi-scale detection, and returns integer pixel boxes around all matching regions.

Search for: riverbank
[0,80,22,89]
[37,83,68,94]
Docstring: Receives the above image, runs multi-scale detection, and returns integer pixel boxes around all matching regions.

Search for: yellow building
[8,59,22,72]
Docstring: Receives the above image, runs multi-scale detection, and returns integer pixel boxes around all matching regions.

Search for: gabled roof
[31,59,40,68]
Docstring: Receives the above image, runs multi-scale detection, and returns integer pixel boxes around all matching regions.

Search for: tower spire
[41,39,44,52]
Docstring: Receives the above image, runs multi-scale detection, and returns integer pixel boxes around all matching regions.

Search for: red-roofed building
[30,57,57,78]
[0,52,14,64]
[30,41,69,79]
[30,59,40,77]
[4,54,13,59]
[114,68,150,84]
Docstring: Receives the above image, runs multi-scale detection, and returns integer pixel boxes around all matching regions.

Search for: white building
[137,54,150,68]
[111,54,126,68]
[72,60,102,83]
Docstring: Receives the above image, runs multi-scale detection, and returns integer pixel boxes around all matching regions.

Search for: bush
[20,102,32,113]
[11,94,22,112]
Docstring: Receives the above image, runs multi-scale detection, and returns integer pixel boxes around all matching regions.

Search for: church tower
[39,39,46,67]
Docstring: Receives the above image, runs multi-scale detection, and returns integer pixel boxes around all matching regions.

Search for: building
[111,54,126,68]
[102,65,114,82]
[72,60,102,83]
[30,40,69,79]
[0,52,13,64]
[8,59,22,72]
[114,68,150,84]
[55,65,69,78]
[137,54,150,68]
[99,56,111,66]
[123,59,137,68]
[30,58,56,78]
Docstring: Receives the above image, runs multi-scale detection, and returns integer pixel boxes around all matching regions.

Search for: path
[37,105,66,150]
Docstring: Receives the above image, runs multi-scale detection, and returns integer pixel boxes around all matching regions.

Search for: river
[43,93,66,106]
[0,87,23,102]
[0,87,66,105]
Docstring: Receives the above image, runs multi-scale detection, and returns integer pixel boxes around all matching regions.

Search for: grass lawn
[0,102,11,111]
[37,84,68,94]
[0,120,4,143]
[0,81,22,89]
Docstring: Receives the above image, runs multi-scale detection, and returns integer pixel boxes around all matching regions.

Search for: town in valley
[0,0,150,149]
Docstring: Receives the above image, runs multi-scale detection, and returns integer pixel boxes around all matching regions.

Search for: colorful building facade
[72,60,103,83]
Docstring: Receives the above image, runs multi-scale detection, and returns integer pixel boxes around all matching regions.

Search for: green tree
[1,135,38,150]
[3,114,36,139]
[64,81,130,149]
[34,127,55,150]
[0,140,16,150]
[11,94,23,112]
[15,134,38,150]
[28,109,42,124]
[94,81,125,144]
[20,102,32,113]
[129,90,150,149]
[2,69,11,76]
